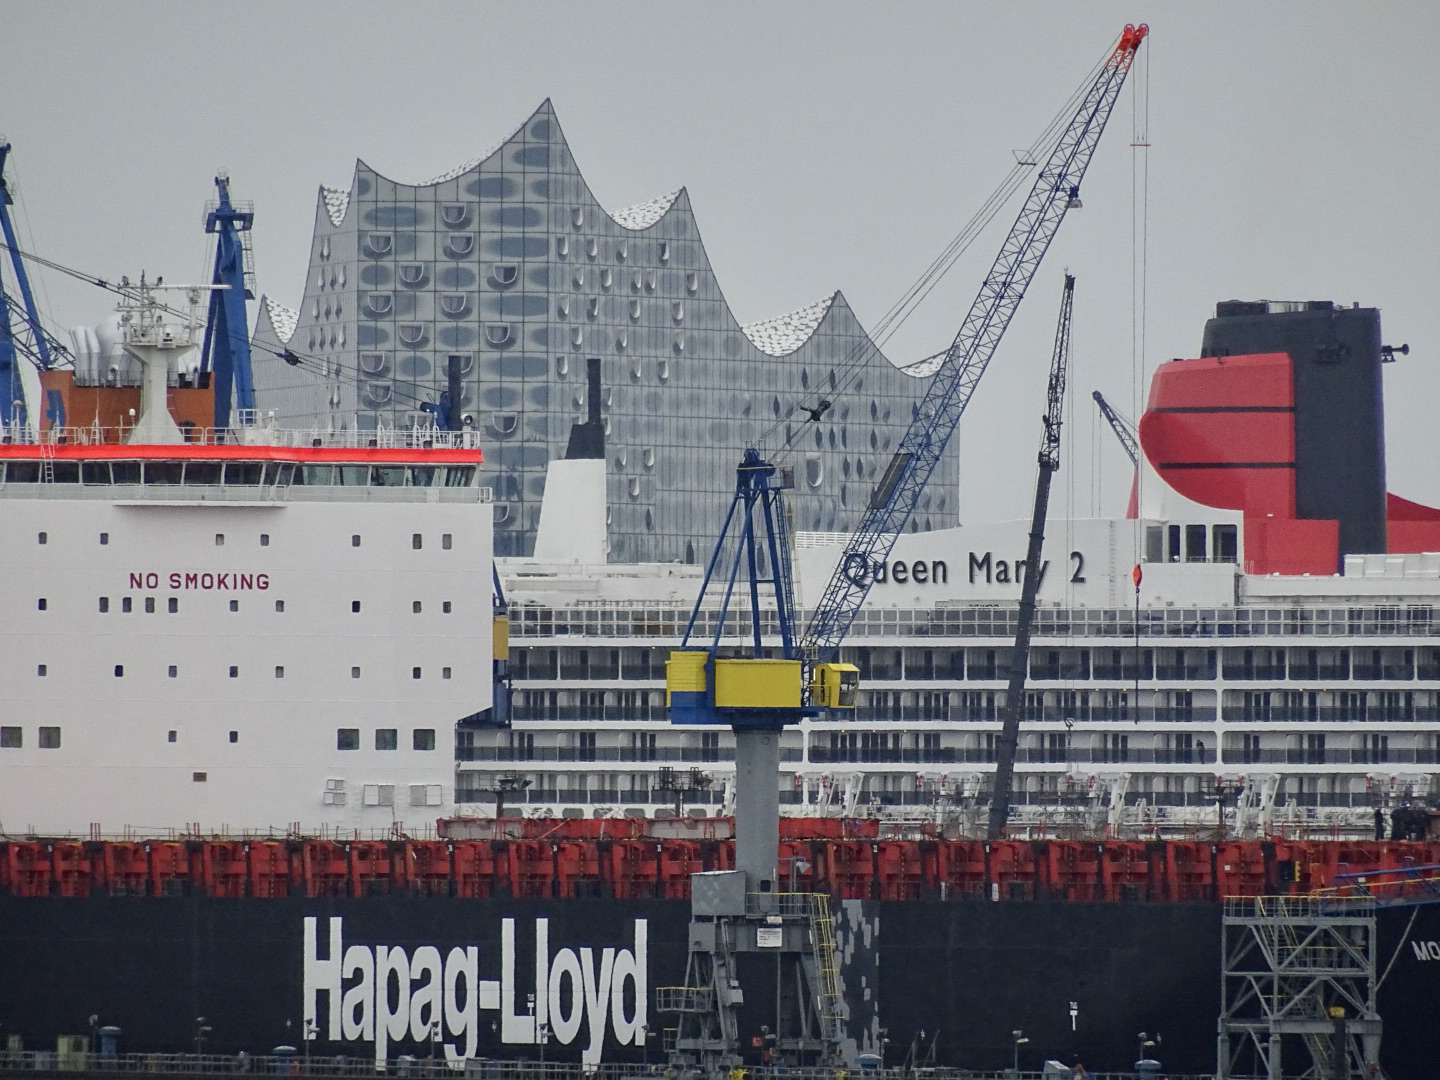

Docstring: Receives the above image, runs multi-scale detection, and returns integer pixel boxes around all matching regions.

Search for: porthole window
[37,598,47,611]
[167,730,176,742]
[443,601,453,614]
[442,533,453,550]
[442,668,452,680]
[122,597,133,614]
[168,666,177,677]
[215,533,225,547]
[100,532,109,545]
[169,598,179,613]
[350,667,361,680]
[145,597,155,613]
[275,666,285,679]
[260,534,269,547]
[229,599,239,612]
[351,600,361,613]
[275,600,285,612]
[37,532,47,545]
[99,597,110,613]
[229,666,239,678]
[351,535,361,547]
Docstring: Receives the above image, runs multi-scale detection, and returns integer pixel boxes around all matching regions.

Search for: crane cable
[0,239,451,418]
[752,34,1117,459]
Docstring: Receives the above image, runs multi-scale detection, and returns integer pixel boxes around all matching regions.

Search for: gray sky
[4,1,1438,526]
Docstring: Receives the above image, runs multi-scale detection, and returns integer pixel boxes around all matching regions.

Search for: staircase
[807,893,847,1047]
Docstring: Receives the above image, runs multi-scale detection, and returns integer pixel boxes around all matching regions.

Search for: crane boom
[0,141,59,428]
[1092,389,1139,466]
[987,273,1076,839]
[802,24,1146,657]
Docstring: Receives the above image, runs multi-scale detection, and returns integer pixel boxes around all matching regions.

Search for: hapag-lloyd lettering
[304,916,647,1066]
[126,572,270,591]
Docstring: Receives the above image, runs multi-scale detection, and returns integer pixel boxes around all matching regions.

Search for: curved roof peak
[741,293,838,357]
[320,186,350,228]
[419,112,532,187]
[609,188,684,231]
[261,296,298,344]
[899,347,947,379]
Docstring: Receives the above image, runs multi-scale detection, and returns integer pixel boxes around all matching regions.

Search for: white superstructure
[0,434,493,837]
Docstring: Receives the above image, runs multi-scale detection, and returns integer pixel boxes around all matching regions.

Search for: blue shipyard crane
[199,173,257,430]
[802,23,1148,659]
[1092,388,1140,466]
[987,274,1075,838]
[0,141,68,428]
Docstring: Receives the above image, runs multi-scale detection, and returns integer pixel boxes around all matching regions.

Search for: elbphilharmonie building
[251,101,955,560]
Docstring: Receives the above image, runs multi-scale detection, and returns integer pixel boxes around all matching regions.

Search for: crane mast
[0,141,61,429]
[987,273,1075,838]
[802,24,1147,659]
[1092,388,1140,466]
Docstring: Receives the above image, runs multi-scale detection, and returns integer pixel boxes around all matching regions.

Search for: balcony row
[508,645,1440,684]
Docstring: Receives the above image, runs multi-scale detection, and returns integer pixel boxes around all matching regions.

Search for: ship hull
[3,896,1438,1077]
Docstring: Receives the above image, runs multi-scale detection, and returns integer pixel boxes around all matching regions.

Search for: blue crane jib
[801,24,1147,662]
[200,174,257,430]
[0,141,60,428]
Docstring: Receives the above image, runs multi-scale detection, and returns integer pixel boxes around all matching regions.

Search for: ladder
[39,439,55,483]
[807,893,847,1047]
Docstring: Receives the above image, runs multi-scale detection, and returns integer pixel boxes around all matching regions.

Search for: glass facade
[250,101,957,560]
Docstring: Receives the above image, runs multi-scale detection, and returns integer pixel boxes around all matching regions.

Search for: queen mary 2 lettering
[303,916,648,1066]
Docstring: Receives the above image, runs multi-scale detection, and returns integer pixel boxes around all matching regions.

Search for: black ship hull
[2,897,1437,1078]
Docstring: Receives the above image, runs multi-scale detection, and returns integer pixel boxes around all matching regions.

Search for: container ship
[3,44,1440,1076]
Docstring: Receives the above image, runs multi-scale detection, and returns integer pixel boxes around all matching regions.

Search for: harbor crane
[0,141,70,429]
[199,173,257,430]
[987,274,1076,839]
[662,24,1146,1076]
[1092,388,1140,466]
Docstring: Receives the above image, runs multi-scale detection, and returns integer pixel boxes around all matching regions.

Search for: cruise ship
[466,298,1440,838]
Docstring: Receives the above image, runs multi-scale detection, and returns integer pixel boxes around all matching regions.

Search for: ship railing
[2,424,484,451]
[1223,893,1377,920]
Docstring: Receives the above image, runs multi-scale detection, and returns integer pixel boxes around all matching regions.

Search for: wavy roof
[320,187,350,228]
[262,296,298,343]
[610,189,683,230]
[741,293,837,357]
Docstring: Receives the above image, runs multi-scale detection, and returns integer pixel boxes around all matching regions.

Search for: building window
[99,597,110,613]
[114,664,124,677]
[351,666,361,679]
[37,532,47,545]
[442,667,452,680]
[260,534,270,547]
[413,601,422,613]
[192,772,207,783]
[167,730,176,743]
[275,666,284,678]
[351,534,361,547]
[37,598,47,611]
[1,728,20,748]
[275,600,285,612]
[443,601,453,614]
[337,728,360,750]
[442,533,453,550]
[145,597,155,613]
[412,533,423,550]
[229,665,239,678]
[376,728,398,751]
[36,664,46,677]
[169,597,178,613]
[168,665,177,678]
[363,784,395,807]
[100,532,109,545]
[38,726,61,749]
[412,667,422,679]
[413,728,436,751]
[1213,523,1238,563]
[215,533,225,546]
[229,731,238,744]
[122,597,133,613]
[351,600,361,613]
[229,599,239,612]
